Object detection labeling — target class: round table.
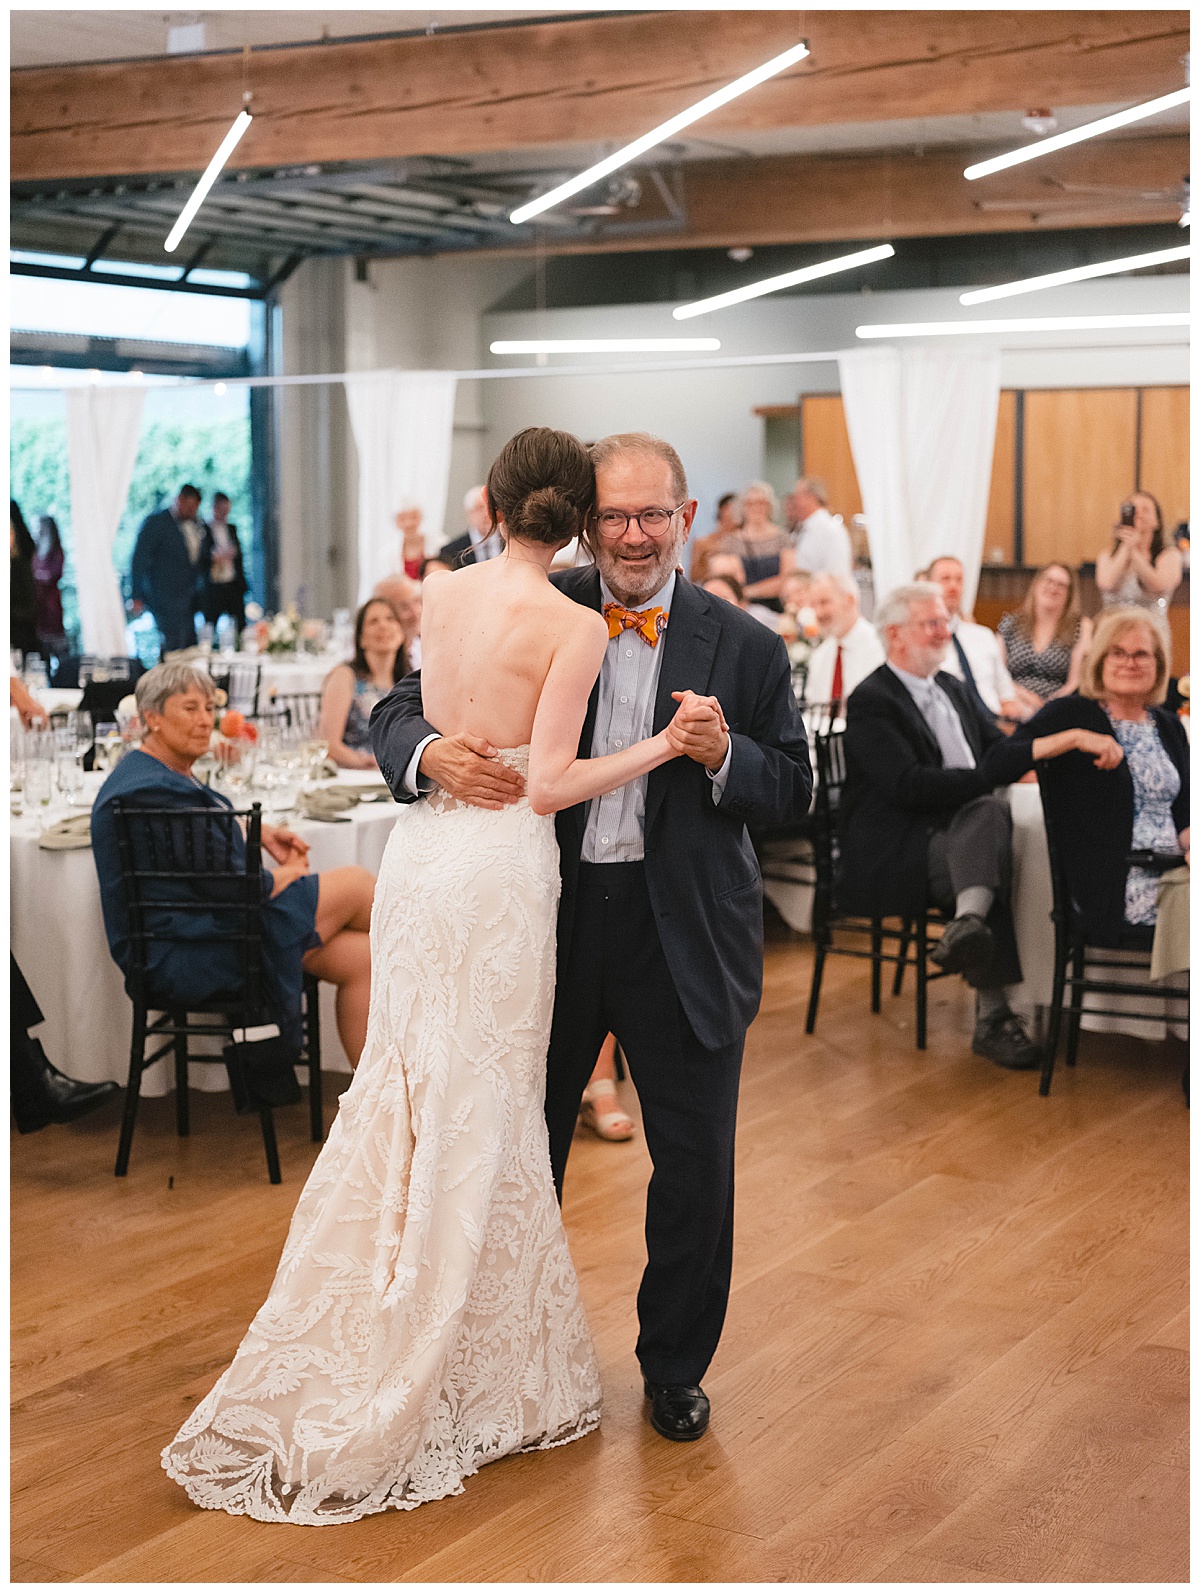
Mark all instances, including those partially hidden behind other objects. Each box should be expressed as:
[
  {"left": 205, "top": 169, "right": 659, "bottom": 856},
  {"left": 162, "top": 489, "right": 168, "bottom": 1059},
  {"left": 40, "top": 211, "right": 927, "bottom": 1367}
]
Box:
[{"left": 10, "top": 772, "right": 404, "bottom": 1095}]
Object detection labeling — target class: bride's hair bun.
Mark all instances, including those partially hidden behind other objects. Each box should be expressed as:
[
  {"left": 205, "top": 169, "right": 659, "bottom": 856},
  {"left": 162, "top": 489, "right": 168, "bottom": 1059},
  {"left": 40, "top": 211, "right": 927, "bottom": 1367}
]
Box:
[{"left": 486, "top": 427, "right": 595, "bottom": 548}]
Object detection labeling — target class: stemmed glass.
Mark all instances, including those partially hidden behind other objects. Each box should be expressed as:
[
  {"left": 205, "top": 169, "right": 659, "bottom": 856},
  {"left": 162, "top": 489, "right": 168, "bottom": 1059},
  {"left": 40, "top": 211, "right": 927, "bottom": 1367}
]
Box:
[
  {"left": 11, "top": 716, "right": 25, "bottom": 815},
  {"left": 23, "top": 730, "right": 56, "bottom": 828},
  {"left": 67, "top": 710, "right": 94, "bottom": 799}
]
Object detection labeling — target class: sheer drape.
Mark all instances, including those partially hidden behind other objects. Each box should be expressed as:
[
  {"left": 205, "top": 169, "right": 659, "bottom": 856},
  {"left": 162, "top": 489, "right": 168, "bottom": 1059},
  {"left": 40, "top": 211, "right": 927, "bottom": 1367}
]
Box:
[
  {"left": 344, "top": 371, "right": 458, "bottom": 602},
  {"left": 64, "top": 387, "right": 145, "bottom": 655},
  {"left": 837, "top": 346, "right": 1001, "bottom": 612}
]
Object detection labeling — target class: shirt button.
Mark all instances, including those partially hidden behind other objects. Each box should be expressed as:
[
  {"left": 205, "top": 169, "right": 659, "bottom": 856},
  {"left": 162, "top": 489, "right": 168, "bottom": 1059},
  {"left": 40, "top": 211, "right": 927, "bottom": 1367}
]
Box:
[
  {"left": 620, "top": 695, "right": 628, "bottom": 704},
  {"left": 625, "top": 648, "right": 633, "bottom": 657},
  {"left": 614, "top": 740, "right": 623, "bottom": 748},
  {"left": 601, "top": 836, "right": 610, "bottom": 845}
]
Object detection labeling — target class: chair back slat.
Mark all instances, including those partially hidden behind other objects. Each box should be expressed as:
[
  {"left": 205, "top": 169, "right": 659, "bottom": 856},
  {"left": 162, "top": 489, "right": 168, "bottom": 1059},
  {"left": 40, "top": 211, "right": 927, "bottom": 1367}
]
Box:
[
  {"left": 271, "top": 691, "right": 324, "bottom": 734},
  {"left": 810, "top": 727, "right": 847, "bottom": 929}
]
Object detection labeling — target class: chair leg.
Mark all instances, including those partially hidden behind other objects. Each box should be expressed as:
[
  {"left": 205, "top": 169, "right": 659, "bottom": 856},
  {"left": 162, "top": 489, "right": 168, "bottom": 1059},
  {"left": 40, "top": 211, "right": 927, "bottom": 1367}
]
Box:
[
  {"left": 172, "top": 1019, "right": 190, "bottom": 1137},
  {"left": 1064, "top": 944, "right": 1086, "bottom": 1070},
  {"left": 893, "top": 920, "right": 911, "bottom": 997},
  {"left": 915, "top": 916, "right": 928, "bottom": 1050},
  {"left": 304, "top": 974, "right": 324, "bottom": 1143},
  {"left": 805, "top": 939, "right": 828, "bottom": 1034},
  {"left": 115, "top": 1005, "right": 148, "bottom": 1177},
  {"left": 1040, "top": 931, "right": 1070, "bottom": 1097},
  {"left": 870, "top": 920, "right": 883, "bottom": 1013},
  {"left": 259, "top": 1107, "right": 282, "bottom": 1184}
]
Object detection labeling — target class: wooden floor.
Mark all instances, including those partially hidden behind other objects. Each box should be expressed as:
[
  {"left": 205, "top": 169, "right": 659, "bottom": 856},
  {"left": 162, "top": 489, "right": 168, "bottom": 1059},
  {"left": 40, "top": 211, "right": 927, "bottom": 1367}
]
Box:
[{"left": 12, "top": 922, "right": 1189, "bottom": 1583}]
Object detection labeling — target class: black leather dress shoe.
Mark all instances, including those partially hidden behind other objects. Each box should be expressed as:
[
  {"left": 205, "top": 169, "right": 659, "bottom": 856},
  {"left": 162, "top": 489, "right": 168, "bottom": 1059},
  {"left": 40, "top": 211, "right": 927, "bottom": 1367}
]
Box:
[
  {"left": 929, "top": 913, "right": 994, "bottom": 978},
  {"left": 11, "top": 1042, "right": 121, "bottom": 1135},
  {"left": 643, "top": 1380, "right": 710, "bottom": 1441},
  {"left": 972, "top": 1011, "right": 1040, "bottom": 1070}
]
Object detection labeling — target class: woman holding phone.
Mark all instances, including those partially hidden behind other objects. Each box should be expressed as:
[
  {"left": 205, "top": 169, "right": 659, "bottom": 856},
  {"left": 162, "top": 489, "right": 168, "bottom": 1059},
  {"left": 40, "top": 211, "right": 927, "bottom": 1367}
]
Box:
[{"left": 1095, "top": 490, "right": 1182, "bottom": 636}]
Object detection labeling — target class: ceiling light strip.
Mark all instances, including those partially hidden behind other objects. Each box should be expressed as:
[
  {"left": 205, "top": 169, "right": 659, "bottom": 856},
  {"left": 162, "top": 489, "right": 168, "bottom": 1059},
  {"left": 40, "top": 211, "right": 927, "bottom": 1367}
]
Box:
[
  {"left": 509, "top": 41, "right": 810, "bottom": 225},
  {"left": 672, "top": 243, "right": 895, "bottom": 319},
  {"left": 963, "top": 88, "right": 1191, "bottom": 181},
  {"left": 490, "top": 338, "right": 721, "bottom": 354},
  {"left": 164, "top": 111, "right": 253, "bottom": 253},
  {"left": 960, "top": 244, "right": 1192, "bottom": 304},
  {"left": 856, "top": 312, "right": 1190, "bottom": 339}
]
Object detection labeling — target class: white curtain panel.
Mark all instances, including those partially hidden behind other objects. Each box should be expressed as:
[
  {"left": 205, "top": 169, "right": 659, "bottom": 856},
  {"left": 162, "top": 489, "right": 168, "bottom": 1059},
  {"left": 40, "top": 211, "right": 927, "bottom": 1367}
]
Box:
[
  {"left": 343, "top": 370, "right": 458, "bottom": 602},
  {"left": 837, "top": 346, "right": 1001, "bottom": 613},
  {"left": 64, "top": 386, "right": 145, "bottom": 655}
]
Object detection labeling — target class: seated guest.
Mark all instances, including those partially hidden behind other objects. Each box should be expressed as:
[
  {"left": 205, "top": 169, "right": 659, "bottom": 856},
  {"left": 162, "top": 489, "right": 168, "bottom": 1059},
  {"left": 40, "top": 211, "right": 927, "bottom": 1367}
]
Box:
[
  {"left": 689, "top": 491, "right": 742, "bottom": 585},
  {"left": 393, "top": 505, "right": 427, "bottom": 581},
  {"left": 91, "top": 663, "right": 376, "bottom": 1065},
  {"left": 373, "top": 572, "right": 422, "bottom": 668},
  {"left": 998, "top": 562, "right": 1093, "bottom": 714},
  {"left": 1011, "top": 608, "right": 1188, "bottom": 945},
  {"left": 438, "top": 485, "right": 502, "bottom": 568},
  {"left": 803, "top": 572, "right": 885, "bottom": 711},
  {"left": 1095, "top": 490, "right": 1182, "bottom": 636},
  {"left": 724, "top": 480, "right": 795, "bottom": 605},
  {"left": 320, "top": 598, "right": 408, "bottom": 770},
  {"left": 926, "top": 554, "right": 1023, "bottom": 722},
  {"left": 840, "top": 583, "right": 1119, "bottom": 1069},
  {"left": 786, "top": 477, "right": 853, "bottom": 577},
  {"left": 777, "top": 568, "right": 817, "bottom": 642},
  {"left": 702, "top": 573, "right": 777, "bottom": 630}
]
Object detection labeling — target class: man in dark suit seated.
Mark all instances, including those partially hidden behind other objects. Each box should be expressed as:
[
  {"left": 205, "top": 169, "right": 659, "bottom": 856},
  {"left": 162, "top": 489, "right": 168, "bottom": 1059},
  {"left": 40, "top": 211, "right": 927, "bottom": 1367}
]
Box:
[
  {"left": 371, "top": 431, "right": 812, "bottom": 1445},
  {"left": 437, "top": 484, "right": 502, "bottom": 569},
  {"left": 839, "top": 581, "right": 1120, "bottom": 1069},
  {"left": 130, "top": 483, "right": 210, "bottom": 654}
]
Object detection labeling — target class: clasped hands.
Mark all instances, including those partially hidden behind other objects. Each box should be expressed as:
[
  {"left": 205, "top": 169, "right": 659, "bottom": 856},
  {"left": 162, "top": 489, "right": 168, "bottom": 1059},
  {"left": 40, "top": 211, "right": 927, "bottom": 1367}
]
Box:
[
  {"left": 665, "top": 690, "right": 729, "bottom": 770},
  {"left": 263, "top": 822, "right": 311, "bottom": 897}
]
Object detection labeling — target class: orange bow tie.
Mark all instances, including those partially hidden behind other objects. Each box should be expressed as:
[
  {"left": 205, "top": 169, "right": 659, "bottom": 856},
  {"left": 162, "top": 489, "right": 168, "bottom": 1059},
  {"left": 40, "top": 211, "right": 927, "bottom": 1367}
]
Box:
[{"left": 603, "top": 603, "right": 668, "bottom": 648}]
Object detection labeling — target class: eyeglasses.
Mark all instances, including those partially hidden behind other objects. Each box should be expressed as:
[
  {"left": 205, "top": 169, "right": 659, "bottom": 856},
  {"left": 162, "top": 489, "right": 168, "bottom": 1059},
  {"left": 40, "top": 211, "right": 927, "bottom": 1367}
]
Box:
[
  {"left": 590, "top": 504, "right": 687, "bottom": 540},
  {"left": 907, "top": 617, "right": 951, "bottom": 635},
  {"left": 1107, "top": 646, "right": 1156, "bottom": 665}
]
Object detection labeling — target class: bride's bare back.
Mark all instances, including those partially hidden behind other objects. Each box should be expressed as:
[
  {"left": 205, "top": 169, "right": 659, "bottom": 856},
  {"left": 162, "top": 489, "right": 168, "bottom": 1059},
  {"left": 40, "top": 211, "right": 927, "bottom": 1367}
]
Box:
[{"left": 420, "top": 558, "right": 589, "bottom": 749}]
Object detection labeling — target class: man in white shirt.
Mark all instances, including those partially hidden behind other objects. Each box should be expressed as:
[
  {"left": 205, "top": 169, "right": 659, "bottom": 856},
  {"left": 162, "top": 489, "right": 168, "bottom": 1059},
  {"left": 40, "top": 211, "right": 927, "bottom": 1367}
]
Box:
[
  {"left": 803, "top": 572, "right": 884, "bottom": 709},
  {"left": 437, "top": 485, "right": 503, "bottom": 567},
  {"left": 785, "top": 477, "right": 852, "bottom": 577},
  {"left": 926, "top": 555, "right": 1021, "bottom": 723}
]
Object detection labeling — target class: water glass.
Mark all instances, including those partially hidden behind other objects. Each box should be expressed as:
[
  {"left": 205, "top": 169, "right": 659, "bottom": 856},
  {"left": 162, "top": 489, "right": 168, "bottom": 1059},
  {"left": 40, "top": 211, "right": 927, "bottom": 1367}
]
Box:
[
  {"left": 93, "top": 722, "right": 121, "bottom": 774},
  {"left": 24, "top": 741, "right": 54, "bottom": 826},
  {"left": 10, "top": 716, "right": 25, "bottom": 815},
  {"left": 215, "top": 615, "right": 237, "bottom": 655},
  {"left": 23, "top": 655, "right": 48, "bottom": 694}
]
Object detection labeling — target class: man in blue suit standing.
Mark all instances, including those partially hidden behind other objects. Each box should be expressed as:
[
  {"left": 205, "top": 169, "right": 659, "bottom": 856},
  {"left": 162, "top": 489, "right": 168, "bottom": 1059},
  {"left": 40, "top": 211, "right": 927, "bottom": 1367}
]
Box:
[{"left": 130, "top": 484, "right": 210, "bottom": 654}]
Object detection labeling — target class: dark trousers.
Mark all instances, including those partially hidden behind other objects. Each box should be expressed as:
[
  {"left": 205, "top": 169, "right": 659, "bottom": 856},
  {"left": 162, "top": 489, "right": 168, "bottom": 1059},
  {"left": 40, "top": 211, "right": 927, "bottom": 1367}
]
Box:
[
  {"left": 544, "top": 862, "right": 743, "bottom": 1387},
  {"left": 927, "top": 793, "right": 1023, "bottom": 988}
]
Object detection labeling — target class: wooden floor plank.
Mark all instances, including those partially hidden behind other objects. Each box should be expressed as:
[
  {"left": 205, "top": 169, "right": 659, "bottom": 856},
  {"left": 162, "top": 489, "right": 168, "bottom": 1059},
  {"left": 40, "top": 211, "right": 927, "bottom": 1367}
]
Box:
[{"left": 11, "top": 929, "right": 1187, "bottom": 1582}]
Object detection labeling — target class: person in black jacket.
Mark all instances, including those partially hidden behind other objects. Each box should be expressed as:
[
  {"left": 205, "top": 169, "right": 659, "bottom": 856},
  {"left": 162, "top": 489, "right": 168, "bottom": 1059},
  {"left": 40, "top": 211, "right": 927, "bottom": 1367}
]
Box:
[
  {"left": 11, "top": 956, "right": 119, "bottom": 1132},
  {"left": 840, "top": 582, "right": 1120, "bottom": 1069},
  {"left": 437, "top": 484, "right": 502, "bottom": 568},
  {"left": 10, "top": 499, "right": 39, "bottom": 660},
  {"left": 370, "top": 431, "right": 812, "bottom": 1444},
  {"left": 130, "top": 484, "right": 210, "bottom": 654},
  {"left": 200, "top": 492, "right": 247, "bottom": 633},
  {"left": 1010, "top": 606, "right": 1189, "bottom": 946}
]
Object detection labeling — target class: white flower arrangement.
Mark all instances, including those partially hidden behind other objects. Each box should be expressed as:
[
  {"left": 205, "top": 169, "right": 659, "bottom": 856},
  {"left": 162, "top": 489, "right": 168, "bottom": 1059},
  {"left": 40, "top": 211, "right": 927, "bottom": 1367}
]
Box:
[{"left": 265, "top": 606, "right": 301, "bottom": 654}]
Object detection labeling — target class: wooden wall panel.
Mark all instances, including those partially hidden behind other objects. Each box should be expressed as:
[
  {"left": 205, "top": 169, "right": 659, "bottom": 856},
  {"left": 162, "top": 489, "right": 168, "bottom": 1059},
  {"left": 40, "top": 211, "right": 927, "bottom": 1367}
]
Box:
[
  {"left": 983, "top": 390, "right": 1017, "bottom": 566},
  {"left": 1139, "top": 386, "right": 1191, "bottom": 536},
  {"left": 801, "top": 395, "right": 862, "bottom": 524},
  {"left": 1022, "top": 389, "right": 1139, "bottom": 570}
]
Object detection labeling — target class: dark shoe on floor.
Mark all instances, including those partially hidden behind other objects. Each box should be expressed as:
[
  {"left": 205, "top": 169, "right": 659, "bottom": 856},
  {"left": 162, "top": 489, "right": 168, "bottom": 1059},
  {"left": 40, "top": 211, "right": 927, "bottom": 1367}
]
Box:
[
  {"left": 644, "top": 1380, "right": 710, "bottom": 1441},
  {"left": 930, "top": 912, "right": 995, "bottom": 978},
  {"left": 973, "top": 1011, "right": 1041, "bottom": 1070},
  {"left": 11, "top": 1040, "right": 121, "bottom": 1134}
]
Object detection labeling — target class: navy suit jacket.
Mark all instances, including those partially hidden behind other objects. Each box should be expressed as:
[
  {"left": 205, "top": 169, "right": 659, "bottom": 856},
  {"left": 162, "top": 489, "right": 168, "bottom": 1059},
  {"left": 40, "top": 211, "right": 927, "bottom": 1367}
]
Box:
[
  {"left": 130, "top": 508, "right": 209, "bottom": 648},
  {"left": 369, "top": 567, "right": 812, "bottom": 1049}
]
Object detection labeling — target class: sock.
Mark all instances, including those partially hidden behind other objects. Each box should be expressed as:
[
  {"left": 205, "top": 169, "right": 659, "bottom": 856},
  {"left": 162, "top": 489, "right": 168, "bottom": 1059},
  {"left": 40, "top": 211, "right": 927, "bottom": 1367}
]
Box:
[
  {"left": 955, "top": 886, "right": 994, "bottom": 920},
  {"left": 975, "top": 987, "right": 1009, "bottom": 1024}
]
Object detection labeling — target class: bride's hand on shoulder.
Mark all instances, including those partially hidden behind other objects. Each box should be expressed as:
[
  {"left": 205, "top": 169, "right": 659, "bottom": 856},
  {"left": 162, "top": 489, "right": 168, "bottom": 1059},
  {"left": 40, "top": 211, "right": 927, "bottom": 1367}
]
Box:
[{"left": 666, "top": 690, "right": 730, "bottom": 769}]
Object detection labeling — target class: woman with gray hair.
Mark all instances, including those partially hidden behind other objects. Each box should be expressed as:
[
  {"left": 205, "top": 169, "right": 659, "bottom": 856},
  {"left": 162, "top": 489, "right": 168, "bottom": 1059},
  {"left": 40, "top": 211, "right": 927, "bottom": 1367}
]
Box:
[
  {"left": 723, "top": 478, "right": 795, "bottom": 606},
  {"left": 90, "top": 661, "right": 376, "bottom": 1067}
]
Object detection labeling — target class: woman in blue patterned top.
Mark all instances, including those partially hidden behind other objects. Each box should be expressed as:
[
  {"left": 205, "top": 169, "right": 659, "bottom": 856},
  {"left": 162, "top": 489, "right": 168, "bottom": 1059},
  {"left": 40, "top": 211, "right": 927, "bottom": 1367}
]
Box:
[
  {"left": 319, "top": 596, "right": 408, "bottom": 769},
  {"left": 1010, "top": 608, "right": 1189, "bottom": 945}
]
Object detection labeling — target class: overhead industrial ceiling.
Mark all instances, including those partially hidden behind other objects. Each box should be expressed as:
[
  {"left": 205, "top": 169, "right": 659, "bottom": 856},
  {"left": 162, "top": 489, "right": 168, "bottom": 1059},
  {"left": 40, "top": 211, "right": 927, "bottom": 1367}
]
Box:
[{"left": 10, "top": 9, "right": 1191, "bottom": 289}]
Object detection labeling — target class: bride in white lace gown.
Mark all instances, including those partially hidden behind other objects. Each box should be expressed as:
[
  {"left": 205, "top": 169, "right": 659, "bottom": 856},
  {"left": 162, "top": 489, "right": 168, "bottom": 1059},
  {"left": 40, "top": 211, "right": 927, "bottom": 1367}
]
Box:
[{"left": 162, "top": 427, "right": 700, "bottom": 1525}]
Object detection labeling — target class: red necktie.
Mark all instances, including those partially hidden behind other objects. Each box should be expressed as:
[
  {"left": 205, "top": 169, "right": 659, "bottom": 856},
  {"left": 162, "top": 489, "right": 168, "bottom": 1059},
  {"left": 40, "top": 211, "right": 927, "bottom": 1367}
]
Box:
[{"left": 831, "top": 644, "right": 844, "bottom": 707}]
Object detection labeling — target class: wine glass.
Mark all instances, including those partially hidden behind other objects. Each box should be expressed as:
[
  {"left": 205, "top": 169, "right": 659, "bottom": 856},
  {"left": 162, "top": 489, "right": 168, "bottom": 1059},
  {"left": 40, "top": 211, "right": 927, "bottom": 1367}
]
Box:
[
  {"left": 10, "top": 715, "right": 25, "bottom": 815},
  {"left": 93, "top": 722, "right": 120, "bottom": 774}
]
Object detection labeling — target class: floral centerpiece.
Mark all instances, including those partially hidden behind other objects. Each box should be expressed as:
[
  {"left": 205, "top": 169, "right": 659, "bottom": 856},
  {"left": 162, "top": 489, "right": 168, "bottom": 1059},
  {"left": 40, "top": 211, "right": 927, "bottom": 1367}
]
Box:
[{"left": 261, "top": 605, "right": 301, "bottom": 655}]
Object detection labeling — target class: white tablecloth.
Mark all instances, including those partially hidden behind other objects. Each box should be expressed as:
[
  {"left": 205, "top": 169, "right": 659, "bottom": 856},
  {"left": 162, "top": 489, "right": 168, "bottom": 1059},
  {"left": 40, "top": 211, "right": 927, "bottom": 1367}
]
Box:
[
  {"left": 256, "top": 653, "right": 349, "bottom": 700},
  {"left": 10, "top": 773, "right": 403, "bottom": 1095}
]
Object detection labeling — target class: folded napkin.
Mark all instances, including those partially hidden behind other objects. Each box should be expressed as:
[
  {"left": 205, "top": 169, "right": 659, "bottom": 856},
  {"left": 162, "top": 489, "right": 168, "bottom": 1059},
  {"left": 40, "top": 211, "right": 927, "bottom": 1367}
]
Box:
[
  {"left": 1151, "top": 867, "right": 1190, "bottom": 982},
  {"left": 348, "top": 781, "right": 392, "bottom": 803},
  {"left": 299, "top": 786, "right": 361, "bottom": 819},
  {"left": 38, "top": 812, "right": 93, "bottom": 851}
]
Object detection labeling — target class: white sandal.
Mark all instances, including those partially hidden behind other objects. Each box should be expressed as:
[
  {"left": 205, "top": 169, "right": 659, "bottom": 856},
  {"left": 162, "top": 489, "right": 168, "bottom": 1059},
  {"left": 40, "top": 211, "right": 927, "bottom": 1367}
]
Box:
[{"left": 578, "top": 1080, "right": 636, "bottom": 1141}]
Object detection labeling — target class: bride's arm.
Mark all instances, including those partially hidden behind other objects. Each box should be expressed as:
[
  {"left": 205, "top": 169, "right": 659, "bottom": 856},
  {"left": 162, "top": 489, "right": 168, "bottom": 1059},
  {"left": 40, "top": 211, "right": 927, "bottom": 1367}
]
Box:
[{"left": 527, "top": 614, "right": 679, "bottom": 816}]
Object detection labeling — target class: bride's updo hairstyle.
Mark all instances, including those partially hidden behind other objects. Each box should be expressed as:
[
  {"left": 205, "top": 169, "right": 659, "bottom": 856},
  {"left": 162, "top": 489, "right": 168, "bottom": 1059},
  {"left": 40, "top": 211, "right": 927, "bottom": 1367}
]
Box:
[{"left": 486, "top": 427, "right": 595, "bottom": 548}]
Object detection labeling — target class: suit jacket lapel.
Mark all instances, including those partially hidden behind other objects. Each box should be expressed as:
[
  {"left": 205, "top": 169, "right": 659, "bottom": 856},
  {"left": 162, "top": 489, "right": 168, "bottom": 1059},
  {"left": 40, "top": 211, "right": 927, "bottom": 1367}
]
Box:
[
  {"left": 645, "top": 578, "right": 720, "bottom": 834},
  {"left": 881, "top": 666, "right": 942, "bottom": 763}
]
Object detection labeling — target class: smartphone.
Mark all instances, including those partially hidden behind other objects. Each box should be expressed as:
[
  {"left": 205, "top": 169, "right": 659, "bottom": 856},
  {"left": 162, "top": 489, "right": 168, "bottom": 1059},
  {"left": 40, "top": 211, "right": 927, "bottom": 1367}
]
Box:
[{"left": 1119, "top": 501, "right": 1136, "bottom": 526}]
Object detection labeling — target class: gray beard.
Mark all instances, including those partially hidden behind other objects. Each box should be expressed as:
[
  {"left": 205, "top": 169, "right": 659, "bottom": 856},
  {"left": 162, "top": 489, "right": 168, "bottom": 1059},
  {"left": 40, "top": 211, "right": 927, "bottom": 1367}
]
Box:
[{"left": 595, "top": 533, "right": 687, "bottom": 607}]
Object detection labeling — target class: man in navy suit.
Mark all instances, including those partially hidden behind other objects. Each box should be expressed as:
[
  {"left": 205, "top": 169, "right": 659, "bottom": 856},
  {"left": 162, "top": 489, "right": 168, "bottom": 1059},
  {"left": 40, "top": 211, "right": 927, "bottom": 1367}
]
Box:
[
  {"left": 130, "top": 484, "right": 210, "bottom": 654},
  {"left": 370, "top": 433, "right": 811, "bottom": 1445}
]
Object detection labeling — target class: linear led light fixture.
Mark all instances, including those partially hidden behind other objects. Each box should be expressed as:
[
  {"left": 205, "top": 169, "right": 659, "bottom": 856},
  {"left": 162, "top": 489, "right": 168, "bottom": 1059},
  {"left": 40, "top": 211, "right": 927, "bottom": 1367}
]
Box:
[
  {"left": 963, "top": 88, "right": 1191, "bottom": 182},
  {"left": 509, "top": 41, "right": 809, "bottom": 225},
  {"left": 490, "top": 338, "right": 721, "bottom": 354},
  {"left": 960, "top": 244, "right": 1192, "bottom": 305},
  {"left": 673, "top": 243, "right": 895, "bottom": 319},
  {"left": 856, "top": 312, "right": 1191, "bottom": 339},
  {"left": 164, "top": 110, "right": 253, "bottom": 252}
]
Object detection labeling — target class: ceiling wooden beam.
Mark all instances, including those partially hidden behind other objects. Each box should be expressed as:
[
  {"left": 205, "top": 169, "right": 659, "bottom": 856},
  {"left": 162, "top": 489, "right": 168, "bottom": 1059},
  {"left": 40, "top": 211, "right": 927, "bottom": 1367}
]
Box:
[
  {"left": 12, "top": 10, "right": 1189, "bottom": 183},
  {"left": 452, "top": 134, "right": 1189, "bottom": 258}
]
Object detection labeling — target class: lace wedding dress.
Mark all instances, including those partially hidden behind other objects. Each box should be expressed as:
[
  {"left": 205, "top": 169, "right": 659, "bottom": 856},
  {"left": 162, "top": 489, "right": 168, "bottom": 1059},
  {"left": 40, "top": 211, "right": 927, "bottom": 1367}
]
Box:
[{"left": 162, "top": 748, "right": 601, "bottom": 1525}]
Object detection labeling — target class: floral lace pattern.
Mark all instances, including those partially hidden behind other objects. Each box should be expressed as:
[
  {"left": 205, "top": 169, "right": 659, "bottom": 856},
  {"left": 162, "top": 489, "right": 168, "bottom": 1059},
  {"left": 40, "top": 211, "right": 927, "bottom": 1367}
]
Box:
[{"left": 162, "top": 747, "right": 601, "bottom": 1524}]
